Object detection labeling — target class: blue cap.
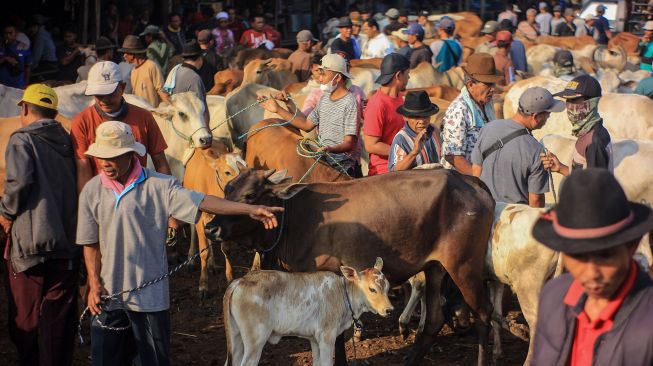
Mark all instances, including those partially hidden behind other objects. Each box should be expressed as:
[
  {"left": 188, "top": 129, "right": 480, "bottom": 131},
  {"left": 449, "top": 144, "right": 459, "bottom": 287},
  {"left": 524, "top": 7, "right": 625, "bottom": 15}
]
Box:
[
  {"left": 635, "top": 77, "right": 653, "bottom": 98},
  {"left": 402, "top": 23, "right": 425, "bottom": 37},
  {"left": 438, "top": 17, "right": 456, "bottom": 31},
  {"left": 597, "top": 4, "right": 607, "bottom": 12}
]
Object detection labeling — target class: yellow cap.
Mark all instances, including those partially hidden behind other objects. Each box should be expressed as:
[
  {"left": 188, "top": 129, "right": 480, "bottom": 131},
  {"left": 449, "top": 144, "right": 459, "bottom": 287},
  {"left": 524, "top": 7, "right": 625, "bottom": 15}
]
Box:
[{"left": 18, "top": 84, "right": 58, "bottom": 110}]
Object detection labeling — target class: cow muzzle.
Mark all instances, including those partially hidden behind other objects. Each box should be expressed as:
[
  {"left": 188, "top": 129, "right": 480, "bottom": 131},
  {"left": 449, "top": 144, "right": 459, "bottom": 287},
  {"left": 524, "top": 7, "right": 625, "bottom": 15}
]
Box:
[
  {"left": 382, "top": 306, "right": 394, "bottom": 317},
  {"left": 198, "top": 135, "right": 213, "bottom": 148}
]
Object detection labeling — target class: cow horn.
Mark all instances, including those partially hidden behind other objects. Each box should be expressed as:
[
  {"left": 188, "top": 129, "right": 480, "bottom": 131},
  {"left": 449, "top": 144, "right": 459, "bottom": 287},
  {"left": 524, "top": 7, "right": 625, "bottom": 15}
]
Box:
[{"left": 263, "top": 169, "right": 276, "bottom": 179}]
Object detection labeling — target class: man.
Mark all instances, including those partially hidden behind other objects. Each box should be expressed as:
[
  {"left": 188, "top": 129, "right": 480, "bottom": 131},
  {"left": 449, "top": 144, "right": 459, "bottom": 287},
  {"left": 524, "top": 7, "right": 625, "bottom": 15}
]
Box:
[
  {"left": 70, "top": 61, "right": 170, "bottom": 194},
  {"left": 536, "top": 2, "right": 553, "bottom": 36},
  {"left": 196, "top": 30, "right": 219, "bottom": 90},
  {"left": 493, "top": 30, "right": 515, "bottom": 86},
  {"left": 518, "top": 8, "right": 540, "bottom": 41},
  {"left": 384, "top": 8, "right": 403, "bottom": 35},
  {"left": 78, "top": 121, "right": 282, "bottom": 366},
  {"left": 164, "top": 12, "right": 185, "bottom": 55},
  {"left": 57, "top": 28, "right": 84, "bottom": 82},
  {"left": 556, "top": 8, "right": 578, "bottom": 37},
  {"left": 498, "top": 4, "right": 520, "bottom": 27},
  {"left": 363, "top": 53, "right": 410, "bottom": 176},
  {"left": 398, "top": 10, "right": 409, "bottom": 27},
  {"left": 430, "top": 18, "right": 462, "bottom": 72},
  {"left": 576, "top": 14, "right": 597, "bottom": 38},
  {"left": 552, "top": 49, "right": 584, "bottom": 81},
  {"left": 141, "top": 25, "right": 174, "bottom": 73},
  {"left": 541, "top": 75, "right": 613, "bottom": 175},
  {"left": 288, "top": 30, "right": 317, "bottom": 82},
  {"left": 163, "top": 40, "right": 209, "bottom": 121},
  {"left": 637, "top": 21, "right": 653, "bottom": 72},
  {"left": 0, "top": 24, "right": 32, "bottom": 88},
  {"left": 392, "top": 29, "right": 411, "bottom": 58},
  {"left": 351, "top": 19, "right": 367, "bottom": 53},
  {"left": 531, "top": 168, "right": 653, "bottom": 366},
  {"left": 119, "top": 35, "right": 165, "bottom": 107},
  {"left": 259, "top": 54, "right": 361, "bottom": 176},
  {"left": 361, "top": 19, "right": 394, "bottom": 59},
  {"left": 26, "top": 15, "right": 57, "bottom": 72},
  {"left": 212, "top": 12, "right": 236, "bottom": 56},
  {"left": 95, "top": 36, "right": 116, "bottom": 62},
  {"left": 500, "top": 19, "right": 528, "bottom": 73},
  {"left": 550, "top": 5, "right": 565, "bottom": 36},
  {"left": 403, "top": 24, "right": 432, "bottom": 69},
  {"left": 594, "top": 4, "right": 612, "bottom": 45},
  {"left": 359, "top": 7, "right": 371, "bottom": 22},
  {"left": 331, "top": 18, "right": 360, "bottom": 61},
  {"left": 1, "top": 84, "right": 78, "bottom": 366},
  {"left": 240, "top": 16, "right": 269, "bottom": 49},
  {"left": 476, "top": 20, "right": 499, "bottom": 56},
  {"left": 471, "top": 87, "right": 564, "bottom": 206},
  {"left": 418, "top": 10, "right": 436, "bottom": 39},
  {"left": 441, "top": 53, "right": 502, "bottom": 174}
]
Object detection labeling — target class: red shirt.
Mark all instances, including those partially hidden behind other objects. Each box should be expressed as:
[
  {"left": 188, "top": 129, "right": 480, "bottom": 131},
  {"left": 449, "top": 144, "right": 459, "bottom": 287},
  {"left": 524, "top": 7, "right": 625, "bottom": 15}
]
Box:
[
  {"left": 363, "top": 90, "right": 405, "bottom": 175},
  {"left": 565, "top": 261, "right": 638, "bottom": 366},
  {"left": 240, "top": 29, "right": 268, "bottom": 48}
]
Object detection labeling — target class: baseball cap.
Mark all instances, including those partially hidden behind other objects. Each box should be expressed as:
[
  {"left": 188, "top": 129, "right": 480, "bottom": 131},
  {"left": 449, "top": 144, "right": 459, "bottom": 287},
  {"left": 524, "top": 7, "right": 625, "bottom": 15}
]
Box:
[
  {"left": 481, "top": 20, "right": 499, "bottom": 34},
  {"left": 597, "top": 4, "right": 607, "bottom": 12},
  {"left": 553, "top": 75, "right": 602, "bottom": 99},
  {"left": 297, "top": 30, "right": 318, "bottom": 43},
  {"left": 392, "top": 28, "right": 409, "bottom": 42},
  {"left": 18, "top": 83, "right": 58, "bottom": 110},
  {"left": 553, "top": 49, "right": 574, "bottom": 67},
  {"left": 539, "top": 2, "right": 548, "bottom": 9},
  {"left": 644, "top": 20, "right": 653, "bottom": 31},
  {"left": 564, "top": 8, "right": 575, "bottom": 17},
  {"left": 86, "top": 61, "right": 123, "bottom": 96},
  {"left": 386, "top": 8, "right": 400, "bottom": 19},
  {"left": 197, "top": 29, "right": 213, "bottom": 43},
  {"left": 438, "top": 17, "right": 456, "bottom": 31},
  {"left": 139, "top": 25, "right": 160, "bottom": 36},
  {"left": 402, "top": 23, "right": 425, "bottom": 37},
  {"left": 584, "top": 14, "right": 598, "bottom": 21},
  {"left": 496, "top": 30, "right": 512, "bottom": 42},
  {"left": 418, "top": 10, "right": 429, "bottom": 17},
  {"left": 519, "top": 87, "right": 565, "bottom": 114},
  {"left": 320, "top": 53, "right": 353, "bottom": 79},
  {"left": 216, "top": 11, "right": 229, "bottom": 21},
  {"left": 86, "top": 121, "right": 146, "bottom": 159},
  {"left": 375, "top": 53, "right": 410, "bottom": 85}
]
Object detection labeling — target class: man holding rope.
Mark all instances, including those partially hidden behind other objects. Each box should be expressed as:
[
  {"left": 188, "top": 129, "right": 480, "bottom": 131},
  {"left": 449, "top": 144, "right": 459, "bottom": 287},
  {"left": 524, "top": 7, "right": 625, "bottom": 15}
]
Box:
[{"left": 77, "top": 121, "right": 282, "bottom": 366}]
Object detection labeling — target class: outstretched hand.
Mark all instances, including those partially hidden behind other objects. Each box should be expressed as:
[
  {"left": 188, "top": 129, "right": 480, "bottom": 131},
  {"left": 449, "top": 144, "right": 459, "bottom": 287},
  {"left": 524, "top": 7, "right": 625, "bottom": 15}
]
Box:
[{"left": 249, "top": 206, "right": 284, "bottom": 230}]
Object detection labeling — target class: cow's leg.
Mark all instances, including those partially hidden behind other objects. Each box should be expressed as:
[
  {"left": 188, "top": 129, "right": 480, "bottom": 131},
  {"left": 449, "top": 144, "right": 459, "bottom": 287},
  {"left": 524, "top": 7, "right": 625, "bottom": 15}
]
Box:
[
  {"left": 399, "top": 274, "right": 424, "bottom": 340},
  {"left": 195, "top": 220, "right": 210, "bottom": 300},
  {"left": 309, "top": 339, "right": 321, "bottom": 366},
  {"left": 513, "top": 280, "right": 546, "bottom": 366},
  {"left": 240, "top": 329, "right": 270, "bottom": 366},
  {"left": 221, "top": 241, "right": 233, "bottom": 283},
  {"left": 417, "top": 295, "right": 426, "bottom": 337},
  {"left": 317, "top": 333, "right": 337, "bottom": 366},
  {"left": 488, "top": 280, "right": 504, "bottom": 363},
  {"left": 334, "top": 333, "right": 348, "bottom": 366},
  {"left": 406, "top": 264, "right": 447, "bottom": 366},
  {"left": 187, "top": 223, "right": 198, "bottom": 271}
]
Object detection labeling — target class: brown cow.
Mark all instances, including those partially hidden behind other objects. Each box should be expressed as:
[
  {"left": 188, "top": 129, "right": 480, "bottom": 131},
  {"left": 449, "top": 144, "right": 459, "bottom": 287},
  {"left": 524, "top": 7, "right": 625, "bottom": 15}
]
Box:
[
  {"left": 350, "top": 58, "right": 383, "bottom": 69},
  {"left": 182, "top": 140, "right": 246, "bottom": 299},
  {"left": 208, "top": 68, "right": 244, "bottom": 96},
  {"left": 242, "top": 59, "right": 299, "bottom": 91},
  {"left": 609, "top": 32, "right": 641, "bottom": 56},
  {"left": 205, "top": 168, "right": 495, "bottom": 366},
  {"left": 518, "top": 35, "right": 596, "bottom": 50}
]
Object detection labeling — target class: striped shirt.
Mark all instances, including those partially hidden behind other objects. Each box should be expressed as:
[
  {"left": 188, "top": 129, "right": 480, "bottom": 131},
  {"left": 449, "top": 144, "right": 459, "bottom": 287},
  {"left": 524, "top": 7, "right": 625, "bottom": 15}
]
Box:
[
  {"left": 308, "top": 92, "right": 360, "bottom": 170},
  {"left": 388, "top": 123, "right": 442, "bottom": 171}
]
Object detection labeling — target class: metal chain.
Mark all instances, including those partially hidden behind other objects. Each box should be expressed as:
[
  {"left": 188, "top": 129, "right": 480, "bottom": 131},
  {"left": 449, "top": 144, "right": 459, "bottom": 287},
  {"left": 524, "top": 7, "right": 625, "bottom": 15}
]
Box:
[{"left": 77, "top": 242, "right": 214, "bottom": 344}]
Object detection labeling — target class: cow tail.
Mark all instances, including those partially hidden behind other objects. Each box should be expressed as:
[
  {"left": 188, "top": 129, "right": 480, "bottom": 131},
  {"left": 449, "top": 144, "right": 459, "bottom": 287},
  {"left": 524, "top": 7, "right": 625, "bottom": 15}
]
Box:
[{"left": 223, "top": 280, "right": 238, "bottom": 366}]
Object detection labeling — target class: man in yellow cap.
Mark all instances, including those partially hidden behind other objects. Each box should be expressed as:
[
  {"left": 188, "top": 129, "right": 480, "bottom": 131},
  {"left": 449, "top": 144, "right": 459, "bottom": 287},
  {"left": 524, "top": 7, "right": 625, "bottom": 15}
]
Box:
[{"left": 0, "top": 84, "right": 79, "bottom": 366}]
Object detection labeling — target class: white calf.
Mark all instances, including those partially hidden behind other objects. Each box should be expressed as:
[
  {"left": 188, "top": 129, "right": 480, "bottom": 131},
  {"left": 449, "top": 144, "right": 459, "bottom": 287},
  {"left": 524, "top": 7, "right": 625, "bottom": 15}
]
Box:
[{"left": 223, "top": 258, "right": 393, "bottom": 366}]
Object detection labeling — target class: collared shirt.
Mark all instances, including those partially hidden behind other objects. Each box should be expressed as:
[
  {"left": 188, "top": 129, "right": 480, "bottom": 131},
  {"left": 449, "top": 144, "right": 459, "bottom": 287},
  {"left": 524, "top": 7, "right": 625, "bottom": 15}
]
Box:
[
  {"left": 362, "top": 33, "right": 394, "bottom": 59},
  {"left": 388, "top": 123, "right": 442, "bottom": 171},
  {"left": 565, "top": 261, "right": 638, "bottom": 366},
  {"left": 131, "top": 59, "right": 164, "bottom": 107}
]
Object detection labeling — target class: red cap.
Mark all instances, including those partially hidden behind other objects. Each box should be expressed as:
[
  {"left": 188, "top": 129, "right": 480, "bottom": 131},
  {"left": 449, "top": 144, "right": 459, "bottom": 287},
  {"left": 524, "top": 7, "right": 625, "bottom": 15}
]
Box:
[{"left": 496, "top": 30, "right": 512, "bottom": 43}]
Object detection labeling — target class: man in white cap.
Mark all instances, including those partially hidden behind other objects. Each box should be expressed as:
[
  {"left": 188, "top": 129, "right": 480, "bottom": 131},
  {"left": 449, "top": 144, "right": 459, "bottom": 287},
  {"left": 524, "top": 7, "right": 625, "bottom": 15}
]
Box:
[
  {"left": 78, "top": 121, "right": 282, "bottom": 366},
  {"left": 638, "top": 20, "right": 653, "bottom": 71},
  {"left": 71, "top": 61, "right": 170, "bottom": 194},
  {"left": 288, "top": 29, "right": 318, "bottom": 82},
  {"left": 536, "top": 2, "right": 553, "bottom": 35},
  {"left": 258, "top": 53, "right": 362, "bottom": 176}
]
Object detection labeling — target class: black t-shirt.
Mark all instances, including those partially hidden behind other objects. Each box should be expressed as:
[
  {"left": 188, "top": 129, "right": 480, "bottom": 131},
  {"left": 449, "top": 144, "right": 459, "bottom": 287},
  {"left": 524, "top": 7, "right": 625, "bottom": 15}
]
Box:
[
  {"left": 409, "top": 45, "right": 433, "bottom": 69},
  {"left": 57, "top": 45, "right": 84, "bottom": 82},
  {"left": 331, "top": 37, "right": 355, "bottom": 61},
  {"left": 555, "top": 22, "right": 576, "bottom": 37},
  {"left": 199, "top": 55, "right": 218, "bottom": 91}
]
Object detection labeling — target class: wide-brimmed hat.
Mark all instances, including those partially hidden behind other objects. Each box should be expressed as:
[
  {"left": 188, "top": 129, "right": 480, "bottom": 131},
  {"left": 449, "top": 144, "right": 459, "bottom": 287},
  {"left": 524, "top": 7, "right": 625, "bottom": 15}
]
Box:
[
  {"left": 396, "top": 91, "right": 439, "bottom": 117},
  {"left": 533, "top": 169, "right": 653, "bottom": 254},
  {"left": 319, "top": 53, "right": 353, "bottom": 79},
  {"left": 461, "top": 53, "right": 504, "bottom": 84},
  {"left": 86, "top": 121, "right": 146, "bottom": 159},
  {"left": 181, "top": 40, "right": 202, "bottom": 57},
  {"left": 139, "top": 25, "right": 160, "bottom": 36},
  {"left": 118, "top": 35, "right": 146, "bottom": 54}
]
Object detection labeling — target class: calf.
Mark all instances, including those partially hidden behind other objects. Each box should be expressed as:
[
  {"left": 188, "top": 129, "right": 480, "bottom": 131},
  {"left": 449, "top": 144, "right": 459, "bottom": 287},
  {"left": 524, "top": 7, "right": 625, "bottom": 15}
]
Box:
[{"left": 223, "top": 257, "right": 393, "bottom": 366}]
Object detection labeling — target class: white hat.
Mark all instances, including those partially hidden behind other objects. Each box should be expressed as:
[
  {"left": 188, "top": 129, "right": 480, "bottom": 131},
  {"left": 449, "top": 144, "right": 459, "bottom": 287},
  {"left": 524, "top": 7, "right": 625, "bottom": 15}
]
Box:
[
  {"left": 85, "top": 121, "right": 146, "bottom": 159},
  {"left": 216, "top": 11, "right": 229, "bottom": 21},
  {"left": 644, "top": 21, "right": 653, "bottom": 31},
  {"left": 392, "top": 28, "right": 409, "bottom": 42},
  {"left": 86, "top": 61, "right": 123, "bottom": 96},
  {"left": 539, "top": 2, "right": 548, "bottom": 9},
  {"left": 320, "top": 53, "right": 353, "bottom": 79}
]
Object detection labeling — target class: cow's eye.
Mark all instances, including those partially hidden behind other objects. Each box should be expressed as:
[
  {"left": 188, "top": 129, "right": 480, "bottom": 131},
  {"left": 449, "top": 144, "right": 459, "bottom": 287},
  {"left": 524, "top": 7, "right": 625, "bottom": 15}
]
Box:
[
  {"left": 225, "top": 171, "right": 232, "bottom": 176},
  {"left": 369, "top": 287, "right": 377, "bottom": 293},
  {"left": 178, "top": 111, "right": 187, "bottom": 119}
]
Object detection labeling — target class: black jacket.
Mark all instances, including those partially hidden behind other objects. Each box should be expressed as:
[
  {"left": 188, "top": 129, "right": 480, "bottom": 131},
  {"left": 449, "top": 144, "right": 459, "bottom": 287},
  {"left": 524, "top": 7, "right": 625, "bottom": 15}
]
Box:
[{"left": 0, "top": 119, "right": 78, "bottom": 272}]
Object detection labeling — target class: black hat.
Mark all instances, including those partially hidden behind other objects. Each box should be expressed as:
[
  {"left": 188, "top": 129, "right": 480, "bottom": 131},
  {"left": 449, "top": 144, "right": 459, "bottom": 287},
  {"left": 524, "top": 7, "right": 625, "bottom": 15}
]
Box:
[
  {"left": 553, "top": 49, "right": 574, "bottom": 67},
  {"left": 337, "top": 18, "right": 353, "bottom": 28},
  {"left": 554, "top": 75, "right": 602, "bottom": 99},
  {"left": 95, "top": 36, "right": 116, "bottom": 51},
  {"left": 181, "top": 40, "right": 202, "bottom": 57},
  {"left": 396, "top": 91, "right": 439, "bottom": 117},
  {"left": 418, "top": 10, "right": 430, "bottom": 17},
  {"left": 375, "top": 53, "right": 410, "bottom": 85},
  {"left": 532, "top": 169, "right": 653, "bottom": 254}
]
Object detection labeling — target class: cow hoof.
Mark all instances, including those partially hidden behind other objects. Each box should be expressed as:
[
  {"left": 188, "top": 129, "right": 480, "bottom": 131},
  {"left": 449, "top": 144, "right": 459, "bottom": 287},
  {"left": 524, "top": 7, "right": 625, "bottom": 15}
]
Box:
[
  {"left": 198, "top": 289, "right": 209, "bottom": 301},
  {"left": 399, "top": 324, "right": 409, "bottom": 340},
  {"left": 353, "top": 327, "right": 363, "bottom": 342}
]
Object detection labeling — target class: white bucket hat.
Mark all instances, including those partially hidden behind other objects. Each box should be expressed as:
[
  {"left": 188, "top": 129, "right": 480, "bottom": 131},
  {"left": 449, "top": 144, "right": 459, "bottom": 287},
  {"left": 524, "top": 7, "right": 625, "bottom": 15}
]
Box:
[
  {"left": 85, "top": 61, "right": 123, "bottom": 96},
  {"left": 86, "top": 121, "right": 146, "bottom": 159},
  {"left": 320, "top": 54, "right": 353, "bottom": 79}
]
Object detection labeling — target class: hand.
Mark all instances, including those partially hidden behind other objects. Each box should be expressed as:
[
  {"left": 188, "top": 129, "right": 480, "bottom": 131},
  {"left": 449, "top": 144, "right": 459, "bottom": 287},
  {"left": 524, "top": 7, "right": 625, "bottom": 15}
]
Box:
[
  {"left": 87, "top": 283, "right": 108, "bottom": 316},
  {"left": 540, "top": 152, "right": 561, "bottom": 172},
  {"left": 249, "top": 205, "right": 284, "bottom": 230},
  {"left": 0, "top": 216, "right": 12, "bottom": 235},
  {"left": 272, "top": 91, "right": 291, "bottom": 102},
  {"left": 317, "top": 146, "right": 330, "bottom": 153},
  {"left": 411, "top": 130, "right": 427, "bottom": 155},
  {"left": 258, "top": 96, "right": 279, "bottom": 113}
]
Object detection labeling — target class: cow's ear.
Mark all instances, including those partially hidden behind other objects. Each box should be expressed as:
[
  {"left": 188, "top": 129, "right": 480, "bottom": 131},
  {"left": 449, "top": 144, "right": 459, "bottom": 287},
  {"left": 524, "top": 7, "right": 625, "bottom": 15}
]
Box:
[
  {"left": 236, "top": 161, "right": 247, "bottom": 171},
  {"left": 151, "top": 104, "right": 173, "bottom": 120},
  {"left": 341, "top": 266, "right": 359, "bottom": 282},
  {"left": 266, "top": 169, "right": 288, "bottom": 184},
  {"left": 374, "top": 257, "right": 383, "bottom": 271},
  {"left": 273, "top": 183, "right": 306, "bottom": 200}
]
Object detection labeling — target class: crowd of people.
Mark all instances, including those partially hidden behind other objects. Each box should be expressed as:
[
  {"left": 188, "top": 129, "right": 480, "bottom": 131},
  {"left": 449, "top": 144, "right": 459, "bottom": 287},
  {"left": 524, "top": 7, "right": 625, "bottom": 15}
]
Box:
[{"left": 3, "top": 1, "right": 653, "bottom": 366}]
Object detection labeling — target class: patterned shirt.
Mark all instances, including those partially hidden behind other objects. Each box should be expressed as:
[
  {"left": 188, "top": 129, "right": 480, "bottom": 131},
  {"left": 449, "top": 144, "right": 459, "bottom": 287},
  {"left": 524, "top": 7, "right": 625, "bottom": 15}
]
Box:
[{"left": 388, "top": 123, "right": 442, "bottom": 171}]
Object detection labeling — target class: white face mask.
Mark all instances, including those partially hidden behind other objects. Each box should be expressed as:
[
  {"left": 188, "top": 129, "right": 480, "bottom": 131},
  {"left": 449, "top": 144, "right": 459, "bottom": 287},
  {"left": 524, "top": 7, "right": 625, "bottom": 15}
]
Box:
[{"left": 320, "top": 73, "right": 339, "bottom": 93}]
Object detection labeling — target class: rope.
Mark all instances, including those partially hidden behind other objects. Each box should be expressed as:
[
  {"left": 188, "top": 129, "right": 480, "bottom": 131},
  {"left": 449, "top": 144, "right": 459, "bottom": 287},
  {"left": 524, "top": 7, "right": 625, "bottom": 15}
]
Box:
[
  {"left": 295, "top": 137, "right": 351, "bottom": 183},
  {"left": 542, "top": 147, "right": 558, "bottom": 204},
  {"left": 236, "top": 96, "right": 298, "bottom": 141},
  {"left": 343, "top": 277, "right": 362, "bottom": 365}
]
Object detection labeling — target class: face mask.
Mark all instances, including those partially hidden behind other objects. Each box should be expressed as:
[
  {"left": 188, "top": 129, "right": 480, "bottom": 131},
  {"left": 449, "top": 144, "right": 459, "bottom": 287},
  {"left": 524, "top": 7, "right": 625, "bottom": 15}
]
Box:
[
  {"left": 566, "top": 99, "right": 591, "bottom": 123},
  {"left": 320, "top": 73, "right": 338, "bottom": 93},
  {"left": 567, "top": 97, "right": 601, "bottom": 136}
]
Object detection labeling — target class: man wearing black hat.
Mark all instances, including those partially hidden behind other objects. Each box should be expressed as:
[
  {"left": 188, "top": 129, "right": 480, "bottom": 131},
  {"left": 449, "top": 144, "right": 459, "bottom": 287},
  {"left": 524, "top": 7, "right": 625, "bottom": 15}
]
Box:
[
  {"left": 541, "top": 75, "right": 612, "bottom": 175},
  {"left": 120, "top": 35, "right": 166, "bottom": 107},
  {"left": 531, "top": 168, "right": 653, "bottom": 366},
  {"left": 331, "top": 18, "right": 360, "bottom": 60},
  {"left": 364, "top": 53, "right": 410, "bottom": 175},
  {"left": 95, "top": 37, "right": 116, "bottom": 62}
]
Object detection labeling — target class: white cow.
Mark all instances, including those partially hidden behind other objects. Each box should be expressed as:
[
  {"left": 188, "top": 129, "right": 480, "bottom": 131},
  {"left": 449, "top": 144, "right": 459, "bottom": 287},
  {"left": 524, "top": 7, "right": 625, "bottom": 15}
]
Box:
[
  {"left": 223, "top": 258, "right": 393, "bottom": 366},
  {"left": 0, "top": 82, "right": 93, "bottom": 119}
]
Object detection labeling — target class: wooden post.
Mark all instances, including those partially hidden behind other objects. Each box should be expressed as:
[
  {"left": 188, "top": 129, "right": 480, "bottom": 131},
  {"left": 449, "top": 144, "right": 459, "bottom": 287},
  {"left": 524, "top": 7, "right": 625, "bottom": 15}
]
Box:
[
  {"left": 82, "top": 0, "right": 88, "bottom": 44},
  {"left": 95, "top": 0, "right": 101, "bottom": 41}
]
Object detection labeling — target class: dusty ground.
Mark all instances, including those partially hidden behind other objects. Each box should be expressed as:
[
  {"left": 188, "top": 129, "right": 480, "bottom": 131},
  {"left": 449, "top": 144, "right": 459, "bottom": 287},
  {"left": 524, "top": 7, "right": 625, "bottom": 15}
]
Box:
[{"left": 0, "top": 239, "right": 529, "bottom": 365}]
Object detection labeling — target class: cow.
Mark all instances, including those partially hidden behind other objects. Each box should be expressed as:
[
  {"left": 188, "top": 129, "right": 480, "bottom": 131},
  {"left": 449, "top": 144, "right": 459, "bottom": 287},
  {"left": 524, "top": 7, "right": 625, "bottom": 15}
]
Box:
[
  {"left": 350, "top": 66, "right": 381, "bottom": 96},
  {"left": 0, "top": 82, "right": 93, "bottom": 119},
  {"left": 350, "top": 58, "right": 383, "bottom": 69},
  {"left": 183, "top": 139, "right": 245, "bottom": 299},
  {"left": 205, "top": 167, "right": 496, "bottom": 366},
  {"left": 242, "top": 58, "right": 299, "bottom": 91},
  {"left": 609, "top": 32, "right": 641, "bottom": 56},
  {"left": 224, "top": 83, "right": 280, "bottom": 149},
  {"left": 407, "top": 62, "right": 466, "bottom": 89},
  {"left": 208, "top": 68, "right": 244, "bottom": 96},
  {"left": 428, "top": 12, "right": 483, "bottom": 38},
  {"left": 223, "top": 258, "right": 393, "bottom": 366}
]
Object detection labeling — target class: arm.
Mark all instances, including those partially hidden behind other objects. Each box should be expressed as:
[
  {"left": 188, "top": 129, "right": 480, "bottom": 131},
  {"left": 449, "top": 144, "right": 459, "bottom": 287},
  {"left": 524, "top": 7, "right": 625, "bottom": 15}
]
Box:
[
  {"left": 363, "top": 135, "right": 391, "bottom": 157},
  {"left": 472, "top": 164, "right": 482, "bottom": 178},
  {"left": 321, "top": 135, "right": 357, "bottom": 153},
  {"left": 199, "top": 195, "right": 283, "bottom": 230},
  {"left": 83, "top": 244, "right": 107, "bottom": 315},
  {"left": 0, "top": 136, "right": 35, "bottom": 222},
  {"left": 445, "top": 155, "right": 474, "bottom": 175},
  {"left": 76, "top": 158, "right": 95, "bottom": 194},
  {"left": 151, "top": 152, "right": 171, "bottom": 175},
  {"left": 258, "top": 92, "right": 315, "bottom": 132},
  {"left": 540, "top": 152, "right": 569, "bottom": 176},
  {"left": 59, "top": 47, "right": 81, "bottom": 65},
  {"left": 528, "top": 193, "right": 545, "bottom": 208},
  {"left": 392, "top": 130, "right": 427, "bottom": 171}
]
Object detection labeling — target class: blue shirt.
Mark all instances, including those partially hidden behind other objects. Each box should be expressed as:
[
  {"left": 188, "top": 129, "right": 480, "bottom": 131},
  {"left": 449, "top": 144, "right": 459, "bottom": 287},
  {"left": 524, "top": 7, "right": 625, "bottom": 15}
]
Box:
[
  {"left": 594, "top": 16, "right": 610, "bottom": 45},
  {"left": 510, "top": 39, "right": 528, "bottom": 72},
  {"left": 388, "top": 123, "right": 442, "bottom": 171},
  {"left": 0, "top": 42, "right": 32, "bottom": 88},
  {"left": 31, "top": 27, "right": 57, "bottom": 66}
]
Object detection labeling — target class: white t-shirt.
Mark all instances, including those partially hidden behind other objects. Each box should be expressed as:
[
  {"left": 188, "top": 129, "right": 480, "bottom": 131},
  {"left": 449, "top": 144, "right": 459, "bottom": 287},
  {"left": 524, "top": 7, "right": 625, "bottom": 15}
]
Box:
[{"left": 362, "top": 33, "right": 395, "bottom": 59}]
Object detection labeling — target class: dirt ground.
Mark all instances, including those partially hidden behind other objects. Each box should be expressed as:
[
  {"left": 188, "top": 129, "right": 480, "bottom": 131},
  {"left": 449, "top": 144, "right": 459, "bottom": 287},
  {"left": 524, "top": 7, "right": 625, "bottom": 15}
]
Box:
[{"left": 0, "top": 239, "right": 529, "bottom": 365}]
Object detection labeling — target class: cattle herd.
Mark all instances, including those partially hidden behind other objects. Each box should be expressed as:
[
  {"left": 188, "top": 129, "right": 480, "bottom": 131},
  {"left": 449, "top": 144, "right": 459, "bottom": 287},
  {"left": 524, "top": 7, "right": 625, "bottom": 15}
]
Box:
[{"left": 2, "top": 10, "right": 653, "bottom": 366}]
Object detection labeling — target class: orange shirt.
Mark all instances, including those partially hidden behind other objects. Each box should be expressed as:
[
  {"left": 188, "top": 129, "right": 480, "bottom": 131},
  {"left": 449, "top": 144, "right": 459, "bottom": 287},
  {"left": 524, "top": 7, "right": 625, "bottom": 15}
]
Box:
[
  {"left": 565, "top": 261, "right": 638, "bottom": 366},
  {"left": 70, "top": 103, "right": 168, "bottom": 175}
]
